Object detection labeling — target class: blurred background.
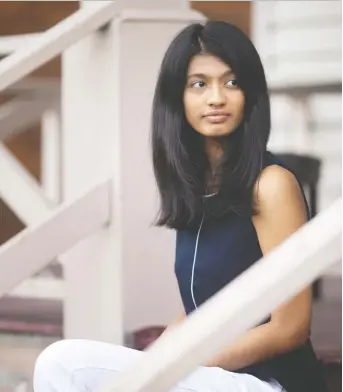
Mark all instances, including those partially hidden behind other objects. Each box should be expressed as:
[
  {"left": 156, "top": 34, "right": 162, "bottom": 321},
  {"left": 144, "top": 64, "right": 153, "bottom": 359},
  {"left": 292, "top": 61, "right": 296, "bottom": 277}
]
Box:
[{"left": 0, "top": 1, "right": 341, "bottom": 391}]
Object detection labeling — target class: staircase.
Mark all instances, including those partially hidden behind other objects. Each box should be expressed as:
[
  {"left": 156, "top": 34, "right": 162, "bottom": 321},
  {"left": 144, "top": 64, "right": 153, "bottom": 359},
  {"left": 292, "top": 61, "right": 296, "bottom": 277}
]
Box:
[
  {"left": 0, "top": 276, "right": 340, "bottom": 391},
  {"left": 0, "top": 333, "right": 59, "bottom": 392},
  {"left": 0, "top": 266, "right": 63, "bottom": 392}
]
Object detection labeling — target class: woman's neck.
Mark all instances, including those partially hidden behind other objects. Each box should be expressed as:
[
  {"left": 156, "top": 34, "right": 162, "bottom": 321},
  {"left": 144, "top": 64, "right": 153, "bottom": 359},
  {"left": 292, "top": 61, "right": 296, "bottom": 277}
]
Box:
[
  {"left": 205, "top": 137, "right": 224, "bottom": 174},
  {"left": 204, "top": 137, "right": 225, "bottom": 193}
]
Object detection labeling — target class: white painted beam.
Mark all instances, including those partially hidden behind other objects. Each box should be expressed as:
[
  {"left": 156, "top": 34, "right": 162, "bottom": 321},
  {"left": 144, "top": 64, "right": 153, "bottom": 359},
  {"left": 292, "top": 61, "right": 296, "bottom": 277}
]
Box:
[
  {"left": 9, "top": 276, "right": 64, "bottom": 301},
  {"left": 41, "top": 107, "right": 62, "bottom": 203},
  {"left": 119, "top": 8, "right": 207, "bottom": 23},
  {"left": 272, "top": 25, "right": 341, "bottom": 55},
  {"left": 252, "top": 1, "right": 341, "bottom": 90},
  {"left": 99, "top": 199, "right": 341, "bottom": 392},
  {"left": 5, "top": 77, "right": 60, "bottom": 96},
  {"left": 0, "top": 179, "right": 110, "bottom": 298},
  {"left": 324, "top": 260, "right": 342, "bottom": 277},
  {"left": 0, "top": 1, "right": 121, "bottom": 92},
  {"left": 0, "top": 97, "right": 54, "bottom": 141},
  {"left": 266, "top": 66, "right": 342, "bottom": 91},
  {"left": 60, "top": 0, "right": 124, "bottom": 345},
  {"left": 14, "top": 381, "right": 30, "bottom": 392},
  {"left": 0, "top": 143, "right": 54, "bottom": 225},
  {"left": 0, "top": 34, "right": 41, "bottom": 55},
  {"left": 274, "top": 1, "right": 341, "bottom": 24}
]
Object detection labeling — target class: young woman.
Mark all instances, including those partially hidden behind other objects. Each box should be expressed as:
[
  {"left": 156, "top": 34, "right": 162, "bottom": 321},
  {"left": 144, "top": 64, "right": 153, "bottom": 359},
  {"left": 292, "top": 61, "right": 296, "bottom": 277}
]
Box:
[{"left": 33, "top": 21, "right": 328, "bottom": 392}]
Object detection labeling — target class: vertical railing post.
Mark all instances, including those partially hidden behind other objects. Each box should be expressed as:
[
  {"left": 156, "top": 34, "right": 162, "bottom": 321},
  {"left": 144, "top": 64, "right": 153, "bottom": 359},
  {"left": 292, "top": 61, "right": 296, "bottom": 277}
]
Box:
[
  {"left": 61, "top": 1, "right": 124, "bottom": 344},
  {"left": 41, "top": 102, "right": 62, "bottom": 204},
  {"left": 61, "top": 0, "right": 203, "bottom": 343}
]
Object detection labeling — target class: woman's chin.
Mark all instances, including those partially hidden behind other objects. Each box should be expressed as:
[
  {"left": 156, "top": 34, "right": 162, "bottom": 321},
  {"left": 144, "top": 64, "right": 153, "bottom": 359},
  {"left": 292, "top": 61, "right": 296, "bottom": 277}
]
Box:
[{"left": 201, "top": 126, "right": 234, "bottom": 138}]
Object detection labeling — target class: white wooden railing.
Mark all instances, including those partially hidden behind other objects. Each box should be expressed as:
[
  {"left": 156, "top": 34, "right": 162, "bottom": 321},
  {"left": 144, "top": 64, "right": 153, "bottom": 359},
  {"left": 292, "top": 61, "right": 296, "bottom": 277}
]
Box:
[
  {"left": 0, "top": 2, "right": 341, "bottom": 391},
  {"left": 0, "top": 2, "right": 122, "bottom": 91},
  {"left": 0, "top": 33, "right": 41, "bottom": 55},
  {"left": 0, "top": 179, "right": 110, "bottom": 297},
  {"left": 0, "top": 0, "right": 205, "bottom": 342},
  {"left": 0, "top": 1, "right": 120, "bottom": 304},
  {"left": 0, "top": 2, "right": 128, "bottom": 346}
]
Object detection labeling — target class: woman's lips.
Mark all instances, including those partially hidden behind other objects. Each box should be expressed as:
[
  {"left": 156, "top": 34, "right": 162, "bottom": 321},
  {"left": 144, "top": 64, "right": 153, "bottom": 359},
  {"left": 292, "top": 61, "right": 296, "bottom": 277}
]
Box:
[{"left": 204, "top": 114, "right": 231, "bottom": 123}]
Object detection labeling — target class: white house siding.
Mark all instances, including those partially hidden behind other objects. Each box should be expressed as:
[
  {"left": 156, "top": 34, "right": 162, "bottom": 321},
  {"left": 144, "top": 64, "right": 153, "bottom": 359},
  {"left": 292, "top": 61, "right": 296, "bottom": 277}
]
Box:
[
  {"left": 252, "top": 1, "right": 341, "bottom": 276},
  {"left": 252, "top": 1, "right": 341, "bottom": 212}
]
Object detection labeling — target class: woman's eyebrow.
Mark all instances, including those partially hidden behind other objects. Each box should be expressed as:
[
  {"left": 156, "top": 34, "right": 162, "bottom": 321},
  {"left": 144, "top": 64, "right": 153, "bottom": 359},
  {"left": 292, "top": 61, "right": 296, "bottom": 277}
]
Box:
[{"left": 187, "top": 70, "right": 235, "bottom": 79}]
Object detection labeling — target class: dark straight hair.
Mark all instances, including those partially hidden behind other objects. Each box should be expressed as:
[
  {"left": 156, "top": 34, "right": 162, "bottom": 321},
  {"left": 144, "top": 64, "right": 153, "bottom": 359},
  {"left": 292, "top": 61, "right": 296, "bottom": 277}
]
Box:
[{"left": 151, "top": 21, "right": 271, "bottom": 230}]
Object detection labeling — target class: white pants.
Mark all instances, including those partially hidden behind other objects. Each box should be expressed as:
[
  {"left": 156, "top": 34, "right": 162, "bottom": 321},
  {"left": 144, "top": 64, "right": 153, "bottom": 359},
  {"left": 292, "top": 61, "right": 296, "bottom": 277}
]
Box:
[{"left": 33, "top": 339, "right": 283, "bottom": 392}]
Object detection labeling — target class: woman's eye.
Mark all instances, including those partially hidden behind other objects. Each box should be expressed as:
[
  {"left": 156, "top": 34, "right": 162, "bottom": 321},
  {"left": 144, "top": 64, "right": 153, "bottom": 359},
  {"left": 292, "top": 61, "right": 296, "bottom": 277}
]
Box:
[
  {"left": 191, "top": 81, "right": 206, "bottom": 88},
  {"left": 226, "top": 79, "right": 238, "bottom": 87}
]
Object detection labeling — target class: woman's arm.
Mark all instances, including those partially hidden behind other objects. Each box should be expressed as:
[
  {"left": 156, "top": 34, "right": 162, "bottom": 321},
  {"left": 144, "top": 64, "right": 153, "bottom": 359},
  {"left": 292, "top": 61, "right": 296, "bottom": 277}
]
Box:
[{"left": 206, "top": 165, "right": 312, "bottom": 370}]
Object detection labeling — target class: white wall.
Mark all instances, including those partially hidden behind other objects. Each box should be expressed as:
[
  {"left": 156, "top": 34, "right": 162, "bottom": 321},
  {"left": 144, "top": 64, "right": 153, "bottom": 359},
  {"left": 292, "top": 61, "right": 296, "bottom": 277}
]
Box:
[
  {"left": 253, "top": 1, "right": 341, "bottom": 87},
  {"left": 252, "top": 1, "right": 342, "bottom": 212}
]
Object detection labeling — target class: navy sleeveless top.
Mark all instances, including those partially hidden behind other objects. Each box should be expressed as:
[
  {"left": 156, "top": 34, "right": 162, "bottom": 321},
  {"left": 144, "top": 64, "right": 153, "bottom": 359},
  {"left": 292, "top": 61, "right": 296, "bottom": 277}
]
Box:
[{"left": 175, "top": 151, "right": 328, "bottom": 392}]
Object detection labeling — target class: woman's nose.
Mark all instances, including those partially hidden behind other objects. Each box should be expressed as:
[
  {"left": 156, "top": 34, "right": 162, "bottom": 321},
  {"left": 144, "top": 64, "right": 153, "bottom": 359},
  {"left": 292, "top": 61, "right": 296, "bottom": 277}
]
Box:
[{"left": 207, "top": 86, "right": 226, "bottom": 107}]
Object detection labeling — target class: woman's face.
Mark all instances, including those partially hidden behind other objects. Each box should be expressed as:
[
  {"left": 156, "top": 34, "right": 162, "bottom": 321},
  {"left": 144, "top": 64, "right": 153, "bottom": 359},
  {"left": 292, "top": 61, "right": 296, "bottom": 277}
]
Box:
[{"left": 183, "top": 54, "right": 245, "bottom": 138}]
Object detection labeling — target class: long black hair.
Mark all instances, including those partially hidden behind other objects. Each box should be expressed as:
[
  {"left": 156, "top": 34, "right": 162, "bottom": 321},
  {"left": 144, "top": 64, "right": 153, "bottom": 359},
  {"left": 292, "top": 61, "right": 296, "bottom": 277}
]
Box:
[{"left": 151, "top": 21, "right": 270, "bottom": 230}]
